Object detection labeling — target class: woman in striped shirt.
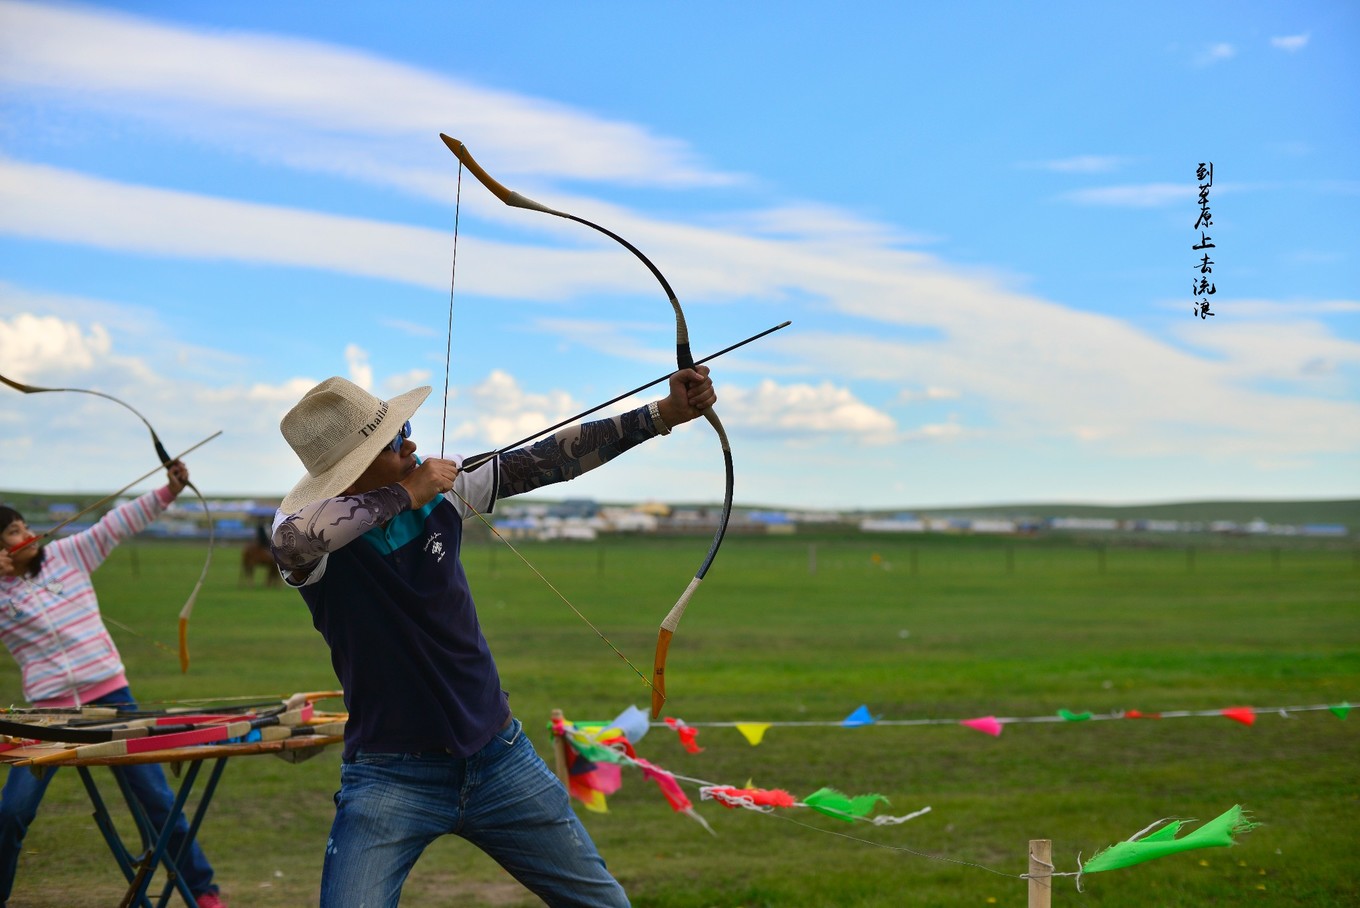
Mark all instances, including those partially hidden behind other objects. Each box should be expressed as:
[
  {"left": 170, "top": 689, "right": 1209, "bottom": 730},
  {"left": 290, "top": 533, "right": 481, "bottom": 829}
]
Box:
[{"left": 0, "top": 461, "right": 225, "bottom": 908}]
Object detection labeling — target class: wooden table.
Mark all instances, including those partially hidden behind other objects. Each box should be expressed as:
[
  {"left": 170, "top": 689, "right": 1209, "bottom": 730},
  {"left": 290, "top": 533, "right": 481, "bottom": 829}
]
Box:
[{"left": 2, "top": 733, "right": 342, "bottom": 908}]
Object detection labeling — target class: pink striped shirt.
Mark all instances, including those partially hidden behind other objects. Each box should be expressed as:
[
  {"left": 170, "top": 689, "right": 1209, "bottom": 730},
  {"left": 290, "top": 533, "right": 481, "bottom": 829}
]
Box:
[{"left": 0, "top": 487, "right": 173, "bottom": 705}]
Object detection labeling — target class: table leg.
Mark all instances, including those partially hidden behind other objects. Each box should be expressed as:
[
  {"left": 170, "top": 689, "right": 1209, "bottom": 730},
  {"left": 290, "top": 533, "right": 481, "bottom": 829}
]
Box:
[
  {"left": 156, "top": 757, "right": 228, "bottom": 908},
  {"left": 77, "top": 759, "right": 218, "bottom": 908},
  {"left": 76, "top": 767, "right": 141, "bottom": 887}
]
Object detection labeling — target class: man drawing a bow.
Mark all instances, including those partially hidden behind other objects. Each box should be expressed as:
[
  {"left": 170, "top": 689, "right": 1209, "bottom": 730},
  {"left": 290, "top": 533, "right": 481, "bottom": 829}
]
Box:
[{"left": 271, "top": 367, "right": 714, "bottom": 907}]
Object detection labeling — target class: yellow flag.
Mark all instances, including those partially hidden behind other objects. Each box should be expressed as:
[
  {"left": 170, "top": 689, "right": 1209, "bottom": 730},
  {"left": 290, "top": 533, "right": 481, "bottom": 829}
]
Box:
[
  {"left": 578, "top": 788, "right": 609, "bottom": 813},
  {"left": 736, "top": 723, "right": 772, "bottom": 746}
]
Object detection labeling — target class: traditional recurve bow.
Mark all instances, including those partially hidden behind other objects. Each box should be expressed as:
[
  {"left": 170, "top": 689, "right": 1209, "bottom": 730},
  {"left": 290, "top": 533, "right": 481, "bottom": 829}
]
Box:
[
  {"left": 438, "top": 135, "right": 734, "bottom": 717},
  {"left": 0, "top": 374, "right": 216, "bottom": 672}
]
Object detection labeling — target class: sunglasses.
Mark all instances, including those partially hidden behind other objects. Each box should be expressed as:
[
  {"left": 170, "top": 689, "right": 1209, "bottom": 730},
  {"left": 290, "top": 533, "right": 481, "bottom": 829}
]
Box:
[{"left": 388, "top": 420, "right": 412, "bottom": 455}]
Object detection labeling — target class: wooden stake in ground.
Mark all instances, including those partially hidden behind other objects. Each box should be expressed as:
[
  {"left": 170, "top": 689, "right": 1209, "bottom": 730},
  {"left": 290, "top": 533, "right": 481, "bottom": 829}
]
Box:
[
  {"left": 1028, "top": 839, "right": 1053, "bottom": 908},
  {"left": 550, "top": 709, "right": 569, "bottom": 786}
]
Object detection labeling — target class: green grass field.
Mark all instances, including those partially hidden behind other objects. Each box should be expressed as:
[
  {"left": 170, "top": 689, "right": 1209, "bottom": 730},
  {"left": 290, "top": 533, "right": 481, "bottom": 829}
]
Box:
[{"left": 2, "top": 532, "right": 1356, "bottom": 907}]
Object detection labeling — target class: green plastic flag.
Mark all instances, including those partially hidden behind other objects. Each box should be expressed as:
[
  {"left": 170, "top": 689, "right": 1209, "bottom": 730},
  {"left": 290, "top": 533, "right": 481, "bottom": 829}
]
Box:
[
  {"left": 1083, "top": 805, "right": 1257, "bottom": 874},
  {"left": 802, "top": 787, "right": 889, "bottom": 823},
  {"left": 1329, "top": 702, "right": 1350, "bottom": 720},
  {"left": 1058, "top": 709, "right": 1092, "bottom": 722},
  {"left": 568, "top": 737, "right": 627, "bottom": 765}
]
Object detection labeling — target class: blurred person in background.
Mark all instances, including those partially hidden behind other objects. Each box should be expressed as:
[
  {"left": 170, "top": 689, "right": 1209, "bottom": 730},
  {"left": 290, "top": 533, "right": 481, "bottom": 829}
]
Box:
[{"left": 0, "top": 461, "right": 226, "bottom": 908}]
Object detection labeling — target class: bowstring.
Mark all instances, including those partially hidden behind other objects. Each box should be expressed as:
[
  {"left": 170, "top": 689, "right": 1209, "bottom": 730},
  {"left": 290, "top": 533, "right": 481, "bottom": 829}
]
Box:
[
  {"left": 442, "top": 162, "right": 463, "bottom": 458},
  {"left": 101, "top": 615, "right": 178, "bottom": 659},
  {"left": 440, "top": 158, "right": 651, "bottom": 692},
  {"left": 449, "top": 484, "right": 656, "bottom": 694}
]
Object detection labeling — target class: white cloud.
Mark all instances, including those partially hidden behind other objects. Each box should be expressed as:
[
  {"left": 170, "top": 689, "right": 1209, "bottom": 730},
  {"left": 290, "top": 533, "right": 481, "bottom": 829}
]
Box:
[
  {"left": 530, "top": 318, "right": 676, "bottom": 370},
  {"left": 0, "top": 323, "right": 305, "bottom": 495},
  {"left": 7, "top": 155, "right": 1357, "bottom": 472},
  {"left": 380, "top": 318, "right": 441, "bottom": 339},
  {"left": 1059, "top": 183, "right": 1189, "bottom": 207},
  {"left": 1171, "top": 318, "right": 1360, "bottom": 387},
  {"left": 448, "top": 369, "right": 583, "bottom": 448},
  {"left": 1194, "top": 43, "right": 1236, "bottom": 66},
  {"left": 776, "top": 287, "right": 1360, "bottom": 458},
  {"left": 723, "top": 204, "right": 937, "bottom": 247},
  {"left": 344, "top": 344, "right": 374, "bottom": 391},
  {"left": 0, "top": 0, "right": 738, "bottom": 195},
  {"left": 0, "top": 4, "right": 1355, "bottom": 505},
  {"left": 0, "top": 159, "right": 704, "bottom": 304},
  {"left": 914, "top": 419, "right": 965, "bottom": 440},
  {"left": 720, "top": 380, "right": 897, "bottom": 443},
  {"left": 0, "top": 159, "right": 453, "bottom": 288},
  {"left": 383, "top": 370, "right": 435, "bottom": 398},
  {"left": 1211, "top": 297, "right": 1360, "bottom": 318},
  {"left": 0, "top": 312, "right": 112, "bottom": 377},
  {"left": 897, "top": 386, "right": 961, "bottom": 403},
  {"left": 1270, "top": 34, "right": 1309, "bottom": 52},
  {"left": 1023, "top": 155, "right": 1126, "bottom": 174}
]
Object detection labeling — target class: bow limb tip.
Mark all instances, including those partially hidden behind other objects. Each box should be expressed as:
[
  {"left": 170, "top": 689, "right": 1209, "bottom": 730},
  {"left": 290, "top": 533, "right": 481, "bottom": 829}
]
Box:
[
  {"left": 651, "top": 627, "right": 673, "bottom": 719},
  {"left": 652, "top": 576, "right": 702, "bottom": 718},
  {"left": 438, "top": 134, "right": 556, "bottom": 215},
  {"left": 0, "top": 374, "right": 39, "bottom": 393},
  {"left": 440, "top": 134, "right": 512, "bottom": 201},
  {"left": 178, "top": 616, "right": 190, "bottom": 674},
  {"left": 177, "top": 576, "right": 203, "bottom": 674}
]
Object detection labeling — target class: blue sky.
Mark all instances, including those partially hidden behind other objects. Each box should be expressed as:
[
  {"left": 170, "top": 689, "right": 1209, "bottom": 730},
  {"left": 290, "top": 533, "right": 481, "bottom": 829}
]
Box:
[{"left": 1, "top": 0, "right": 1356, "bottom": 510}]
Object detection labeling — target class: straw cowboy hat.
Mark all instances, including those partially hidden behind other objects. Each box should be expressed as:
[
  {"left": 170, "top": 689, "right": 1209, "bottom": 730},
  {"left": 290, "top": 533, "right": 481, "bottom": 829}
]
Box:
[{"left": 279, "top": 377, "right": 431, "bottom": 513}]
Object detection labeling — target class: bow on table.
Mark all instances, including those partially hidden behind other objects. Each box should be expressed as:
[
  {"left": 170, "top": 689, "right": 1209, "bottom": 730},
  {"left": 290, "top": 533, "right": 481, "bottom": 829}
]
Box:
[
  {"left": 0, "top": 374, "right": 215, "bottom": 673},
  {"left": 439, "top": 135, "right": 734, "bottom": 718},
  {"left": 0, "top": 691, "right": 347, "bottom": 765}
]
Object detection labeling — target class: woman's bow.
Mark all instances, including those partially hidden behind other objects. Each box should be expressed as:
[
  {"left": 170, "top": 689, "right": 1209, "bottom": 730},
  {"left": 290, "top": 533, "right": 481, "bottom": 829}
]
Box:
[{"left": 0, "top": 374, "right": 216, "bottom": 672}]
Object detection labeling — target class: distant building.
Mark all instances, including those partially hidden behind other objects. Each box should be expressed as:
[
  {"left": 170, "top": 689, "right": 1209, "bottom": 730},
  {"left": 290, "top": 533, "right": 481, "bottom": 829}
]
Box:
[
  {"left": 598, "top": 507, "right": 659, "bottom": 533},
  {"left": 1049, "top": 517, "right": 1120, "bottom": 532},
  {"left": 969, "top": 518, "right": 1018, "bottom": 534},
  {"left": 860, "top": 517, "right": 926, "bottom": 533},
  {"left": 548, "top": 499, "right": 598, "bottom": 519},
  {"left": 748, "top": 511, "right": 797, "bottom": 535}
]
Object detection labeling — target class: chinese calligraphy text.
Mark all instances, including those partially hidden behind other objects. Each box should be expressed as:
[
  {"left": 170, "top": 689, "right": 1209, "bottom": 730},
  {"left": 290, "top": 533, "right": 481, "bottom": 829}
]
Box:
[{"left": 1193, "top": 162, "right": 1217, "bottom": 319}]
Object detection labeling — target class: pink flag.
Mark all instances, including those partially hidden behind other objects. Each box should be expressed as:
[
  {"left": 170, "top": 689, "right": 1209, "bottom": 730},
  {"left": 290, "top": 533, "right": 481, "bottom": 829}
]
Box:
[{"left": 960, "top": 716, "right": 1003, "bottom": 736}]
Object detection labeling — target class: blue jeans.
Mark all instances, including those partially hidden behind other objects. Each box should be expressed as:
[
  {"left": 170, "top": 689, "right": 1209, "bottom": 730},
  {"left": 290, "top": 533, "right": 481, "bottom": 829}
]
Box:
[
  {"left": 321, "top": 717, "right": 629, "bottom": 908},
  {"left": 0, "top": 687, "right": 218, "bottom": 902}
]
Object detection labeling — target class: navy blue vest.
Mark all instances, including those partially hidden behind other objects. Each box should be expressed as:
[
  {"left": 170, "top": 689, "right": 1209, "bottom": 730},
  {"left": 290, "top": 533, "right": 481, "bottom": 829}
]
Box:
[{"left": 299, "top": 495, "right": 509, "bottom": 760}]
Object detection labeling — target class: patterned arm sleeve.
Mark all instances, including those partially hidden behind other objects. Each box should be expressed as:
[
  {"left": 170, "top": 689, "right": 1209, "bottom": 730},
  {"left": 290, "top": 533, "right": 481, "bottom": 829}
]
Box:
[
  {"left": 271, "top": 484, "right": 411, "bottom": 571},
  {"left": 497, "top": 405, "right": 661, "bottom": 499}
]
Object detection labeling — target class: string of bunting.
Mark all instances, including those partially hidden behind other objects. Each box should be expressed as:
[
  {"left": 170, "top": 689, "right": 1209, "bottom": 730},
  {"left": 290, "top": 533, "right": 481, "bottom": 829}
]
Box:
[
  {"left": 552, "top": 705, "right": 1263, "bottom": 890},
  {"left": 550, "top": 707, "right": 932, "bottom": 836},
  {"left": 668, "top": 700, "right": 1350, "bottom": 745}
]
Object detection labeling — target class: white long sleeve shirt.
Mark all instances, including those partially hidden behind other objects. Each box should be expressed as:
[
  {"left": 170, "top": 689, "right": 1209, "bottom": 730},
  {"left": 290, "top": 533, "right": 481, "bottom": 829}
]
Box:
[{"left": 0, "top": 488, "right": 170, "bottom": 706}]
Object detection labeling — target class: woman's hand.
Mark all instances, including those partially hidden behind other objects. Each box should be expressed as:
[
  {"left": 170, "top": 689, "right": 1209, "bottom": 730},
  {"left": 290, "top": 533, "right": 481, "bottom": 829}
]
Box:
[{"left": 165, "top": 460, "right": 190, "bottom": 497}]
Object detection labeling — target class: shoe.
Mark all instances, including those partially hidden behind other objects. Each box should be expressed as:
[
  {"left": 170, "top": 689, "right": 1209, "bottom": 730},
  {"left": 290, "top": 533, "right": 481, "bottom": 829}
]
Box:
[{"left": 196, "top": 892, "right": 227, "bottom": 908}]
